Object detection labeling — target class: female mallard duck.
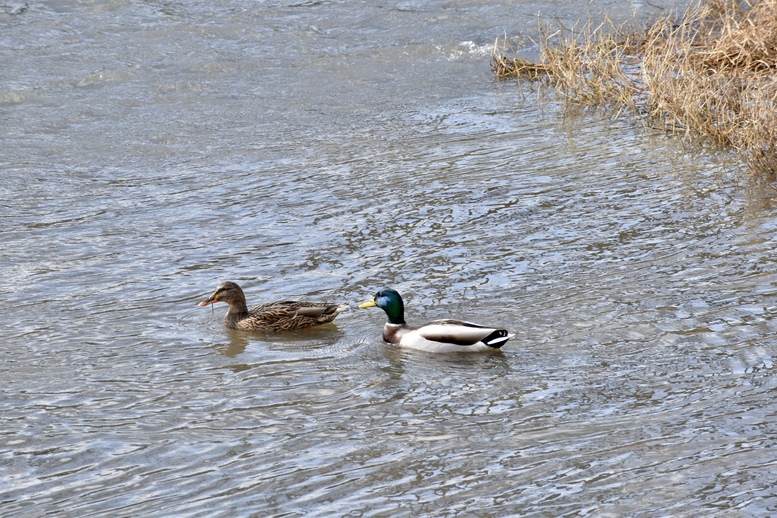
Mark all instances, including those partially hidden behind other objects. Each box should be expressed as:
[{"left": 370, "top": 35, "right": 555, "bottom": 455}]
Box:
[
  {"left": 359, "top": 288, "right": 514, "bottom": 353},
  {"left": 199, "top": 281, "right": 348, "bottom": 331}
]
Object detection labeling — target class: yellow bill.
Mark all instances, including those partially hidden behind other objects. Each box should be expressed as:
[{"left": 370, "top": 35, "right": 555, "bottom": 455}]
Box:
[{"left": 358, "top": 299, "right": 377, "bottom": 309}]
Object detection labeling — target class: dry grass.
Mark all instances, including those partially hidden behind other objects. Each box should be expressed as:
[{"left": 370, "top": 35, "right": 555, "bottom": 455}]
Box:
[{"left": 492, "top": 0, "right": 777, "bottom": 179}]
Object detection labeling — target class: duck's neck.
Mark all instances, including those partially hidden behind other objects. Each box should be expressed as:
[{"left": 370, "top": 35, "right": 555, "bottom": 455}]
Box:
[
  {"left": 384, "top": 303, "right": 405, "bottom": 326},
  {"left": 224, "top": 298, "right": 249, "bottom": 325}
]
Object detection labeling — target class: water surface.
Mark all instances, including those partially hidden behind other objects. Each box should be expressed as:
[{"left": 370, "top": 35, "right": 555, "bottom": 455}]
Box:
[{"left": 3, "top": 0, "right": 777, "bottom": 516}]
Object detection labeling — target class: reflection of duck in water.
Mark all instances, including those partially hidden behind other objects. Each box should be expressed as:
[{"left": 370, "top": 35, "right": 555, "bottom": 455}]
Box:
[
  {"left": 199, "top": 281, "right": 348, "bottom": 331},
  {"left": 359, "top": 288, "right": 514, "bottom": 353}
]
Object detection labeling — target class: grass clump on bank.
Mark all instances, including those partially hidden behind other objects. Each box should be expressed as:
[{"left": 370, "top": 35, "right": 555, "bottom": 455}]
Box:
[{"left": 492, "top": 0, "right": 777, "bottom": 179}]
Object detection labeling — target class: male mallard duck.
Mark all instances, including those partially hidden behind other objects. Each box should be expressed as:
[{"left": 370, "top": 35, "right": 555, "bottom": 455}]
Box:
[
  {"left": 359, "top": 288, "right": 514, "bottom": 353},
  {"left": 199, "top": 281, "right": 348, "bottom": 331}
]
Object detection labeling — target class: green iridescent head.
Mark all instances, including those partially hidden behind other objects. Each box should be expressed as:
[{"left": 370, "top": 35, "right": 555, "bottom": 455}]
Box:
[{"left": 359, "top": 288, "right": 405, "bottom": 325}]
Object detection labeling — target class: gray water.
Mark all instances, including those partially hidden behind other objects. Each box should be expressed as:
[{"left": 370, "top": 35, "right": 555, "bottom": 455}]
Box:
[{"left": 3, "top": 0, "right": 777, "bottom": 516}]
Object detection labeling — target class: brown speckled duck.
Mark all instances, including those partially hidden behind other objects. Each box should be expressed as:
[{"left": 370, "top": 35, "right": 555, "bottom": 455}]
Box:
[{"left": 199, "top": 281, "right": 348, "bottom": 331}]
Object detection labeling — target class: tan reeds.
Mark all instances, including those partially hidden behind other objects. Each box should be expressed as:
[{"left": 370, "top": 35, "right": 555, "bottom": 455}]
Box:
[{"left": 492, "top": 0, "right": 777, "bottom": 179}]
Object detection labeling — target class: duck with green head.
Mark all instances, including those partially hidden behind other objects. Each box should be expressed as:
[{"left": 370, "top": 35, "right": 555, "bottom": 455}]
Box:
[{"left": 359, "top": 288, "right": 514, "bottom": 353}]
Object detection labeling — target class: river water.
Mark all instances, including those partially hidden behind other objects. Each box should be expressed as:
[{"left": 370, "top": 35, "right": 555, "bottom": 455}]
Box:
[{"left": 3, "top": 0, "right": 777, "bottom": 516}]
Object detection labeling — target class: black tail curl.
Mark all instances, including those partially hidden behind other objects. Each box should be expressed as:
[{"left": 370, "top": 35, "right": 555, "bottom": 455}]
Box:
[{"left": 482, "top": 329, "right": 511, "bottom": 349}]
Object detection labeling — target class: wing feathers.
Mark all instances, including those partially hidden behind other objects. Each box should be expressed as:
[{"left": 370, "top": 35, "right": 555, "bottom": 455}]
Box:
[
  {"left": 238, "top": 301, "right": 347, "bottom": 330},
  {"left": 412, "top": 320, "right": 513, "bottom": 349}
]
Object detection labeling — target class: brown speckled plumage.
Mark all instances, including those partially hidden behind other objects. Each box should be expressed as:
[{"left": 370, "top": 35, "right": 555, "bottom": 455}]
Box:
[{"left": 199, "top": 281, "right": 348, "bottom": 331}]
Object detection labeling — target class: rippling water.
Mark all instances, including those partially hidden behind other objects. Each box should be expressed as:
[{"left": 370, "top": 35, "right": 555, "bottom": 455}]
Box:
[{"left": 3, "top": 0, "right": 777, "bottom": 516}]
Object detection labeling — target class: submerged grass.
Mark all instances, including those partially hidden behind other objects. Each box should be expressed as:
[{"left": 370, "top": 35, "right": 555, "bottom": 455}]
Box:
[{"left": 492, "top": 0, "right": 777, "bottom": 179}]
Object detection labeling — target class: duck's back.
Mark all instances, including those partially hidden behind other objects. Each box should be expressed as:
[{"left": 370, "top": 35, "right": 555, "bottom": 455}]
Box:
[{"left": 238, "top": 301, "right": 347, "bottom": 331}]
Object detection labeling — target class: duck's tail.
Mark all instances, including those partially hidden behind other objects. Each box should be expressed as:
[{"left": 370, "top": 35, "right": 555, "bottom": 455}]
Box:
[{"left": 482, "top": 329, "right": 514, "bottom": 349}]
